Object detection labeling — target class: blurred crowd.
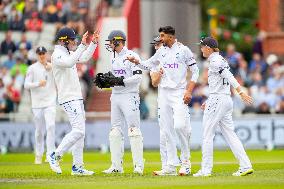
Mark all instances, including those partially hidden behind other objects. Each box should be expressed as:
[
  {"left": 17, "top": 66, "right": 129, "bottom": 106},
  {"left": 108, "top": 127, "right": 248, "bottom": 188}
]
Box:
[
  {"left": 0, "top": 31, "right": 30, "bottom": 113},
  {"left": 0, "top": 0, "right": 89, "bottom": 33},
  {"left": 0, "top": 0, "right": 124, "bottom": 35}
]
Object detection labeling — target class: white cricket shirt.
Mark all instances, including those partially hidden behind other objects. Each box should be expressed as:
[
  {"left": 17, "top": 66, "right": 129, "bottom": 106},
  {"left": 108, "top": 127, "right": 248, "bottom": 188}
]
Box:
[
  {"left": 24, "top": 61, "right": 56, "bottom": 108},
  {"left": 207, "top": 52, "right": 240, "bottom": 95},
  {"left": 140, "top": 41, "right": 199, "bottom": 89},
  {"left": 51, "top": 42, "right": 97, "bottom": 104},
  {"left": 111, "top": 46, "right": 142, "bottom": 94}
]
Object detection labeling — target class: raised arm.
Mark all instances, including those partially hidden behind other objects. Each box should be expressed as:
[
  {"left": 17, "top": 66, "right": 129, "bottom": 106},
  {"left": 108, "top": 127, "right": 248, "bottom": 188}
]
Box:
[
  {"left": 126, "top": 49, "right": 161, "bottom": 70},
  {"left": 78, "top": 30, "right": 99, "bottom": 63},
  {"left": 52, "top": 31, "right": 94, "bottom": 68},
  {"left": 123, "top": 55, "right": 143, "bottom": 85},
  {"left": 52, "top": 44, "right": 86, "bottom": 68},
  {"left": 78, "top": 42, "right": 97, "bottom": 63}
]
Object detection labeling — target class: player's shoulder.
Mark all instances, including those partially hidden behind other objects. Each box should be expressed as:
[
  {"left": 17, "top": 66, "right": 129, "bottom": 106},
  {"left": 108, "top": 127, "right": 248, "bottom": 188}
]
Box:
[
  {"left": 126, "top": 50, "right": 141, "bottom": 64},
  {"left": 126, "top": 49, "right": 139, "bottom": 58},
  {"left": 28, "top": 62, "right": 39, "bottom": 70},
  {"left": 51, "top": 47, "right": 60, "bottom": 59},
  {"left": 52, "top": 45, "right": 67, "bottom": 57},
  {"left": 154, "top": 46, "right": 167, "bottom": 57},
  {"left": 176, "top": 43, "right": 193, "bottom": 54},
  {"left": 210, "top": 53, "right": 228, "bottom": 68}
]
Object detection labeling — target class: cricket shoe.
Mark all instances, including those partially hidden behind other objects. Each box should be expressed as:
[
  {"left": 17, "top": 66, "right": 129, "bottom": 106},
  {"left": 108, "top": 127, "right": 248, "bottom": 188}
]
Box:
[
  {"left": 153, "top": 166, "right": 177, "bottom": 176},
  {"left": 133, "top": 166, "right": 143, "bottom": 175},
  {"left": 47, "top": 152, "right": 62, "bottom": 174},
  {"left": 193, "top": 170, "right": 212, "bottom": 177},
  {"left": 34, "top": 155, "right": 42, "bottom": 164},
  {"left": 102, "top": 166, "right": 124, "bottom": 174},
  {"left": 71, "top": 165, "right": 94, "bottom": 176},
  {"left": 179, "top": 165, "right": 191, "bottom": 176},
  {"left": 232, "top": 168, "right": 254, "bottom": 176}
]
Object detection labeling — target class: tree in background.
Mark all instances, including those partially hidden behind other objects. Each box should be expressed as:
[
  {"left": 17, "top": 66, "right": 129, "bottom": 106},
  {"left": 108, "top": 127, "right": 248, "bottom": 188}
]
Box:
[{"left": 200, "top": 0, "right": 259, "bottom": 60}]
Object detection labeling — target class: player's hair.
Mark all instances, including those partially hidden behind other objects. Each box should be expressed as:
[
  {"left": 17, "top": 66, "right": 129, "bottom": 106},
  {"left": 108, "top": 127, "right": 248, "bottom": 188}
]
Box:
[
  {"left": 159, "top": 26, "right": 175, "bottom": 35},
  {"left": 213, "top": 48, "right": 220, "bottom": 52}
]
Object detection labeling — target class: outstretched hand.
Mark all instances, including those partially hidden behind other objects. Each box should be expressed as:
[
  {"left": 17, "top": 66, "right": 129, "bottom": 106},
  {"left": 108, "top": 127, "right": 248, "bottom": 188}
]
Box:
[
  {"left": 240, "top": 93, "right": 253, "bottom": 105},
  {"left": 91, "top": 30, "right": 100, "bottom": 44},
  {"left": 81, "top": 31, "right": 89, "bottom": 45},
  {"left": 126, "top": 56, "right": 140, "bottom": 65}
]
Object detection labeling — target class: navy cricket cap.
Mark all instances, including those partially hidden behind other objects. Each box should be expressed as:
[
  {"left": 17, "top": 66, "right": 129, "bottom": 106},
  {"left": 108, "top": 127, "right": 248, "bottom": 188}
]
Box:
[
  {"left": 55, "top": 27, "right": 77, "bottom": 41},
  {"left": 150, "top": 36, "right": 161, "bottom": 45},
  {"left": 200, "top": 37, "right": 218, "bottom": 48},
  {"left": 36, "top": 46, "right": 47, "bottom": 54},
  {"left": 106, "top": 30, "right": 126, "bottom": 41}
]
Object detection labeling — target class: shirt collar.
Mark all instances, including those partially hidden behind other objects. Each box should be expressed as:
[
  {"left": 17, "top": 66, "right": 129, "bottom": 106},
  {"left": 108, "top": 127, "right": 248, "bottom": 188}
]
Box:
[
  {"left": 208, "top": 52, "right": 219, "bottom": 61},
  {"left": 170, "top": 40, "right": 178, "bottom": 49}
]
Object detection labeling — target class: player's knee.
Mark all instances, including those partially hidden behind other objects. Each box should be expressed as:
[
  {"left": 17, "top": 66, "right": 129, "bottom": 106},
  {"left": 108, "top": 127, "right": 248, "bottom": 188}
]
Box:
[
  {"left": 35, "top": 129, "right": 44, "bottom": 138},
  {"left": 109, "top": 127, "right": 123, "bottom": 138},
  {"left": 73, "top": 129, "right": 85, "bottom": 139},
  {"left": 128, "top": 127, "right": 142, "bottom": 138},
  {"left": 174, "top": 124, "right": 186, "bottom": 133},
  {"left": 46, "top": 123, "right": 55, "bottom": 132},
  {"left": 202, "top": 136, "right": 213, "bottom": 144}
]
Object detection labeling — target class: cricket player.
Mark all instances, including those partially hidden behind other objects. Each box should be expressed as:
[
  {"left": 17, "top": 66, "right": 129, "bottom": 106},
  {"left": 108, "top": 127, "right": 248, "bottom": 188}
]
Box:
[
  {"left": 47, "top": 27, "right": 99, "bottom": 175},
  {"left": 102, "top": 30, "right": 144, "bottom": 175},
  {"left": 193, "top": 37, "right": 253, "bottom": 177},
  {"left": 127, "top": 26, "right": 199, "bottom": 176},
  {"left": 24, "top": 46, "right": 56, "bottom": 165},
  {"left": 149, "top": 36, "right": 172, "bottom": 171}
]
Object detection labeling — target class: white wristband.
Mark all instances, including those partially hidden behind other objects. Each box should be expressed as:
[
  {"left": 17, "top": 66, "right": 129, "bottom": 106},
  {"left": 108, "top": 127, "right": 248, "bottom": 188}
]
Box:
[{"left": 238, "top": 91, "right": 244, "bottom": 95}]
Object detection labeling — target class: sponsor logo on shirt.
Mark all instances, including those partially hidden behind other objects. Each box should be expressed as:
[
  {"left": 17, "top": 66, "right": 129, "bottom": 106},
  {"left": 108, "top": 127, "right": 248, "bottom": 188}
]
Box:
[
  {"left": 163, "top": 62, "right": 179, "bottom": 69},
  {"left": 114, "top": 69, "right": 126, "bottom": 75}
]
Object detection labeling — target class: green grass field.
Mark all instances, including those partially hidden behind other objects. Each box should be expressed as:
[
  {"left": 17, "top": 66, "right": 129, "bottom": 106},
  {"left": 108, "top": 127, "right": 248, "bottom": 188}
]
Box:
[{"left": 0, "top": 150, "right": 284, "bottom": 189}]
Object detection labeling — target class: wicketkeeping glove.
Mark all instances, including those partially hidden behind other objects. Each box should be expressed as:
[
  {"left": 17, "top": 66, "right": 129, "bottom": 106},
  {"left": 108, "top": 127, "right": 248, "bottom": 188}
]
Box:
[{"left": 93, "top": 71, "right": 125, "bottom": 89}]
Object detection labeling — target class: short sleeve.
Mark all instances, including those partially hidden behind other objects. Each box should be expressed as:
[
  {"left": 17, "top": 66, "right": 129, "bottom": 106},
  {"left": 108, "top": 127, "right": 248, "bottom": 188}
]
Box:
[{"left": 184, "top": 47, "right": 196, "bottom": 66}]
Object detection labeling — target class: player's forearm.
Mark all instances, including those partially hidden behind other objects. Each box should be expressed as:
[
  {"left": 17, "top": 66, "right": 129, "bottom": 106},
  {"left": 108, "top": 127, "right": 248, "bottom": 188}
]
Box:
[
  {"left": 78, "top": 42, "right": 97, "bottom": 63},
  {"left": 235, "top": 86, "right": 244, "bottom": 95},
  {"left": 136, "top": 61, "right": 152, "bottom": 71},
  {"left": 186, "top": 81, "right": 196, "bottom": 94},
  {"left": 53, "top": 44, "right": 86, "bottom": 68},
  {"left": 123, "top": 75, "right": 142, "bottom": 85}
]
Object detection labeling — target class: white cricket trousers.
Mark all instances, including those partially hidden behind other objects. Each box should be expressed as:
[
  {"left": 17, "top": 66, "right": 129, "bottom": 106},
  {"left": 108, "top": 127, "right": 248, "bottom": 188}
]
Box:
[
  {"left": 110, "top": 93, "right": 144, "bottom": 169},
  {"left": 201, "top": 94, "right": 252, "bottom": 173},
  {"left": 158, "top": 87, "right": 191, "bottom": 167},
  {"left": 32, "top": 106, "right": 56, "bottom": 157},
  {"left": 56, "top": 100, "right": 85, "bottom": 166}
]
